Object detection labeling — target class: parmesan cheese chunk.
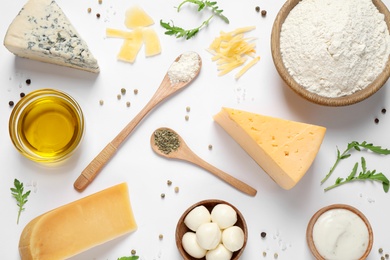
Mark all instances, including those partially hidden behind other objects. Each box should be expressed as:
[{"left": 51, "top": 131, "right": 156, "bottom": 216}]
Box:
[
  {"left": 142, "top": 28, "right": 161, "bottom": 57},
  {"left": 125, "top": 5, "right": 154, "bottom": 29},
  {"left": 214, "top": 108, "right": 326, "bottom": 190},
  {"left": 117, "top": 28, "right": 144, "bottom": 63},
  {"left": 19, "top": 183, "right": 137, "bottom": 259}
]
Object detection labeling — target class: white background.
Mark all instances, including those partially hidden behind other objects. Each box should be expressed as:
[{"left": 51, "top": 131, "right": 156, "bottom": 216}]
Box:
[{"left": 1, "top": 0, "right": 390, "bottom": 259}]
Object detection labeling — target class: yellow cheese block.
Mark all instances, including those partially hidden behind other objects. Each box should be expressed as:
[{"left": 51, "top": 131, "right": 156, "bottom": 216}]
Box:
[
  {"left": 214, "top": 107, "right": 326, "bottom": 190},
  {"left": 19, "top": 183, "right": 137, "bottom": 259},
  {"left": 125, "top": 5, "right": 154, "bottom": 29},
  {"left": 142, "top": 27, "right": 161, "bottom": 57}
]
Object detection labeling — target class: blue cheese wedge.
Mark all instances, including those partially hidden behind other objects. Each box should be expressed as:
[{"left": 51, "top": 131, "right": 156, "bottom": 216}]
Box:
[{"left": 4, "top": 0, "right": 99, "bottom": 73}]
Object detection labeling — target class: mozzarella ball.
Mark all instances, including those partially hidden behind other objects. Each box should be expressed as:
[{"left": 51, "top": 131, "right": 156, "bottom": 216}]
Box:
[
  {"left": 182, "top": 232, "right": 207, "bottom": 258},
  {"left": 211, "top": 204, "right": 237, "bottom": 229},
  {"left": 222, "top": 226, "right": 245, "bottom": 252},
  {"left": 184, "top": 205, "right": 211, "bottom": 231},
  {"left": 206, "top": 244, "right": 233, "bottom": 260},
  {"left": 196, "top": 222, "right": 222, "bottom": 250}
]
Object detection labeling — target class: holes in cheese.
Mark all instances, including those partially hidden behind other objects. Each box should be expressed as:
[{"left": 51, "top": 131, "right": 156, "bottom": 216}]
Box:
[
  {"left": 208, "top": 26, "right": 260, "bottom": 79},
  {"left": 125, "top": 5, "right": 154, "bottom": 29},
  {"left": 19, "top": 183, "right": 137, "bottom": 259},
  {"left": 106, "top": 5, "right": 161, "bottom": 63},
  {"left": 213, "top": 108, "right": 326, "bottom": 190}
]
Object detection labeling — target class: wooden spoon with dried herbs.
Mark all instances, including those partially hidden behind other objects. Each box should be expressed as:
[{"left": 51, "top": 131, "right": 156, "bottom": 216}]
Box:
[{"left": 150, "top": 127, "right": 257, "bottom": 196}]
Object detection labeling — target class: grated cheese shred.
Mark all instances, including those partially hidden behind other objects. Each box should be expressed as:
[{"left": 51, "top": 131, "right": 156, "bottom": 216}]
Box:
[{"left": 208, "top": 26, "right": 260, "bottom": 79}]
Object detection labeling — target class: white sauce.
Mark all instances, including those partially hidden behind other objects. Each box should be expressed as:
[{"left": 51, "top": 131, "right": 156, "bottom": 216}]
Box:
[{"left": 313, "top": 208, "right": 369, "bottom": 260}]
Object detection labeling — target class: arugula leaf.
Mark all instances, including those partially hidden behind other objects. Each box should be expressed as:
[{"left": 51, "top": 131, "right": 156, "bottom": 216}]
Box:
[
  {"left": 321, "top": 141, "right": 390, "bottom": 184},
  {"left": 118, "top": 256, "right": 139, "bottom": 260},
  {"left": 11, "top": 179, "right": 31, "bottom": 224},
  {"left": 161, "top": 0, "right": 229, "bottom": 40},
  {"left": 118, "top": 257, "right": 138, "bottom": 260},
  {"left": 324, "top": 157, "right": 390, "bottom": 193},
  {"left": 177, "top": 0, "right": 229, "bottom": 23},
  {"left": 160, "top": 17, "right": 212, "bottom": 40}
]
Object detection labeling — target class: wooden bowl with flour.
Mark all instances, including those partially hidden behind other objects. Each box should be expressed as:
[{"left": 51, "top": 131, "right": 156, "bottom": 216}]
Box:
[{"left": 271, "top": 0, "right": 390, "bottom": 106}]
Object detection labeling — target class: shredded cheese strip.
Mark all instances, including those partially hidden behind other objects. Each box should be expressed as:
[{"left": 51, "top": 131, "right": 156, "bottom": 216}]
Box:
[
  {"left": 208, "top": 26, "right": 259, "bottom": 79},
  {"left": 235, "top": 56, "right": 260, "bottom": 79}
]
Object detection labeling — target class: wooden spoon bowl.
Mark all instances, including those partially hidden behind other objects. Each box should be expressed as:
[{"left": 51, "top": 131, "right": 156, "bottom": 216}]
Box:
[
  {"left": 176, "top": 199, "right": 248, "bottom": 260},
  {"left": 150, "top": 127, "right": 257, "bottom": 196}
]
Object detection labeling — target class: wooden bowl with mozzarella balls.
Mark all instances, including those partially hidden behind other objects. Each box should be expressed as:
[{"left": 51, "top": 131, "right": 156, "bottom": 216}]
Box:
[
  {"left": 176, "top": 199, "right": 248, "bottom": 260},
  {"left": 271, "top": 0, "right": 390, "bottom": 106}
]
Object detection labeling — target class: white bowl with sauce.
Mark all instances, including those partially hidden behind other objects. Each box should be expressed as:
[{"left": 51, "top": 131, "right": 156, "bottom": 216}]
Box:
[{"left": 306, "top": 204, "right": 373, "bottom": 260}]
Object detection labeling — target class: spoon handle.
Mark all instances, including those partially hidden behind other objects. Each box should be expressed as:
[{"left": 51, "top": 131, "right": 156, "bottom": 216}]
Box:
[
  {"left": 73, "top": 102, "right": 154, "bottom": 192},
  {"left": 186, "top": 152, "right": 257, "bottom": 196},
  {"left": 74, "top": 78, "right": 177, "bottom": 192}
]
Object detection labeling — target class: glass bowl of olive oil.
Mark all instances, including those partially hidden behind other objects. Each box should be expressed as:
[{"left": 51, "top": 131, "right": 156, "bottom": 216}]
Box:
[{"left": 9, "top": 89, "right": 85, "bottom": 164}]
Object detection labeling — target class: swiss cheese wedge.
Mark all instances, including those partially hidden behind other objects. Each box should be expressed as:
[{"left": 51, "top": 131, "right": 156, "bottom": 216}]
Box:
[
  {"left": 19, "top": 183, "right": 137, "bottom": 259},
  {"left": 214, "top": 108, "right": 326, "bottom": 190}
]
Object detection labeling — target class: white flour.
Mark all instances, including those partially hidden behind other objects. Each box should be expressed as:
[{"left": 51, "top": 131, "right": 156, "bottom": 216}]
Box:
[
  {"left": 280, "top": 0, "right": 390, "bottom": 98},
  {"left": 168, "top": 51, "right": 200, "bottom": 84}
]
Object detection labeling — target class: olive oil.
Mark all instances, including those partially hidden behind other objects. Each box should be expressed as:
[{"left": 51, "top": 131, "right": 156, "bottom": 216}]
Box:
[{"left": 9, "top": 89, "right": 84, "bottom": 163}]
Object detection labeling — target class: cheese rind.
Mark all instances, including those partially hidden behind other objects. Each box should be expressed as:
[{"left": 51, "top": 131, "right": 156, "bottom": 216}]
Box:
[
  {"left": 19, "top": 183, "right": 137, "bottom": 259},
  {"left": 4, "top": 0, "right": 99, "bottom": 73},
  {"left": 214, "top": 107, "right": 326, "bottom": 190}
]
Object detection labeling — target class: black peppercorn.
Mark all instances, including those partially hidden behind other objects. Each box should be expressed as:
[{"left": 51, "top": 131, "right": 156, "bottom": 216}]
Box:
[
  {"left": 96, "top": 13, "right": 101, "bottom": 18},
  {"left": 261, "top": 10, "right": 267, "bottom": 16},
  {"left": 375, "top": 118, "right": 379, "bottom": 124},
  {"left": 9, "top": 101, "right": 14, "bottom": 107},
  {"left": 261, "top": 231, "right": 267, "bottom": 238},
  {"left": 26, "top": 79, "right": 31, "bottom": 85},
  {"left": 382, "top": 108, "right": 386, "bottom": 114},
  {"left": 20, "top": 92, "right": 25, "bottom": 98}
]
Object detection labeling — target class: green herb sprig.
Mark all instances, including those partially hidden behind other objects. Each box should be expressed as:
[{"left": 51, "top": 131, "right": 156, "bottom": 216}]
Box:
[
  {"left": 322, "top": 141, "right": 390, "bottom": 192},
  {"left": 321, "top": 141, "right": 390, "bottom": 184},
  {"left": 177, "top": 0, "right": 229, "bottom": 24},
  {"left": 324, "top": 157, "right": 390, "bottom": 192},
  {"left": 118, "top": 256, "right": 139, "bottom": 260},
  {"left": 160, "top": 16, "right": 213, "bottom": 40},
  {"left": 11, "top": 179, "right": 31, "bottom": 224},
  {"left": 160, "top": 0, "right": 229, "bottom": 40}
]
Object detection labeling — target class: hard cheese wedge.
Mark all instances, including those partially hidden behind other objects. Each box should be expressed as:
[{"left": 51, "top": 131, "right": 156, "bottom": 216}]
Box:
[
  {"left": 4, "top": 0, "right": 99, "bottom": 73},
  {"left": 214, "top": 107, "right": 326, "bottom": 190},
  {"left": 19, "top": 183, "right": 137, "bottom": 259}
]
